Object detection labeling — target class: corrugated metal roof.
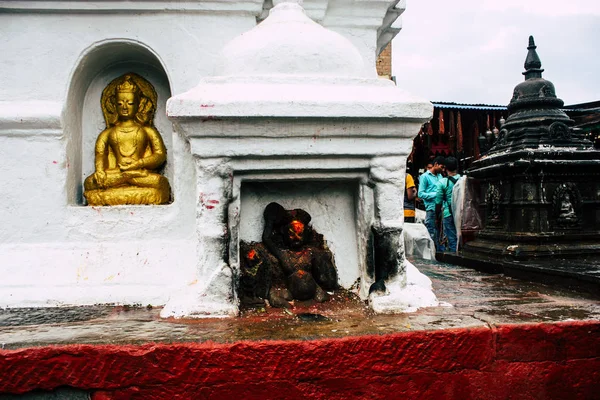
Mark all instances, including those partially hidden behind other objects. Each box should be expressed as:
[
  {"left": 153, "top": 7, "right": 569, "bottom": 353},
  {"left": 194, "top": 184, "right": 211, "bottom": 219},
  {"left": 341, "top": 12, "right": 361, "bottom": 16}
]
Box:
[
  {"left": 564, "top": 107, "right": 600, "bottom": 113},
  {"left": 432, "top": 101, "right": 507, "bottom": 111},
  {"left": 433, "top": 100, "right": 600, "bottom": 113},
  {"left": 563, "top": 100, "right": 600, "bottom": 110}
]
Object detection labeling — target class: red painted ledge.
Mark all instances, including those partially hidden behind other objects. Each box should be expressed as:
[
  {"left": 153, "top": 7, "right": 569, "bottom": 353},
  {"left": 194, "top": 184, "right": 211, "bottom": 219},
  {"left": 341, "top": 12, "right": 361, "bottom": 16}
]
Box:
[{"left": 1, "top": 321, "right": 599, "bottom": 399}]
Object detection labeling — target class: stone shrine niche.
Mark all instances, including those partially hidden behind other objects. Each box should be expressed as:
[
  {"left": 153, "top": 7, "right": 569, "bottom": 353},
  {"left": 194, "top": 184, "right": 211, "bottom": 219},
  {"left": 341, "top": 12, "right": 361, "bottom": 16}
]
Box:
[
  {"left": 161, "top": 0, "right": 437, "bottom": 318},
  {"left": 65, "top": 40, "right": 173, "bottom": 205},
  {"left": 238, "top": 180, "right": 363, "bottom": 301},
  {"left": 552, "top": 183, "right": 581, "bottom": 228},
  {"left": 485, "top": 183, "right": 502, "bottom": 227}
]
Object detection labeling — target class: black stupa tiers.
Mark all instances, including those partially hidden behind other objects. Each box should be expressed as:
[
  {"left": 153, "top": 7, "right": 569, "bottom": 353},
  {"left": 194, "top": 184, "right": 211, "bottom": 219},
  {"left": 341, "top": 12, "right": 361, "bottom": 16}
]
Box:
[
  {"left": 488, "top": 36, "right": 590, "bottom": 153},
  {"left": 448, "top": 37, "right": 600, "bottom": 293}
]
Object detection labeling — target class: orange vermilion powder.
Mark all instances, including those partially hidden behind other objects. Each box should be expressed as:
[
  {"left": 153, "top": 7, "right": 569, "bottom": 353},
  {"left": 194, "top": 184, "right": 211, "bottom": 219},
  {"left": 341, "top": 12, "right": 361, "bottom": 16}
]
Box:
[{"left": 290, "top": 220, "right": 304, "bottom": 234}]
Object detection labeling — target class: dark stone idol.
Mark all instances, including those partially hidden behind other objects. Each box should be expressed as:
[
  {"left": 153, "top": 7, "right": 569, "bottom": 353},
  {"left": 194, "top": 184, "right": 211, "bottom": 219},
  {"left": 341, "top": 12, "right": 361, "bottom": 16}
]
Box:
[{"left": 240, "top": 203, "right": 339, "bottom": 308}]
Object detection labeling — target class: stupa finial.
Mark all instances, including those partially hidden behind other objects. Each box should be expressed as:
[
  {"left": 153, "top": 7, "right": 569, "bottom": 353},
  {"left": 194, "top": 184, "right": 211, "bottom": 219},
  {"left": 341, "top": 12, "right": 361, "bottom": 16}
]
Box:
[{"left": 523, "top": 35, "right": 544, "bottom": 79}]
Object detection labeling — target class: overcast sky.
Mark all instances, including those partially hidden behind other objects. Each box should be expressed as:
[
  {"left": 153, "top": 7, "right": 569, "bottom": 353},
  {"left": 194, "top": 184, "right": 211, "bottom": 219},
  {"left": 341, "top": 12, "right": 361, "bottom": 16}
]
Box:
[{"left": 392, "top": 0, "right": 600, "bottom": 106}]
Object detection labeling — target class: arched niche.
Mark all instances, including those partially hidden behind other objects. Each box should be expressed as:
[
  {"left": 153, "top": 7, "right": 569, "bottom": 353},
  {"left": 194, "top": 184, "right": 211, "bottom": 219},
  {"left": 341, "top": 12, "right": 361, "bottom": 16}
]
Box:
[{"left": 64, "top": 40, "right": 173, "bottom": 205}]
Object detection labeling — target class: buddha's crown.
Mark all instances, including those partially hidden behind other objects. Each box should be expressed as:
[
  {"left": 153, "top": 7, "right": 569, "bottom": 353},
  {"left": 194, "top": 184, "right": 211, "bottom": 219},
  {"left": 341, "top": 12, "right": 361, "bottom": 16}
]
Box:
[{"left": 116, "top": 76, "right": 138, "bottom": 94}]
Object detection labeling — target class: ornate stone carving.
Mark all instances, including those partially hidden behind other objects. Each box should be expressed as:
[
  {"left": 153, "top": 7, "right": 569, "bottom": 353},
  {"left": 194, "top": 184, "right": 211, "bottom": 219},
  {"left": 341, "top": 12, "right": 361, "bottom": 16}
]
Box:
[
  {"left": 239, "top": 203, "right": 339, "bottom": 308},
  {"left": 539, "top": 82, "right": 555, "bottom": 98},
  {"left": 511, "top": 88, "right": 520, "bottom": 102},
  {"left": 549, "top": 121, "right": 571, "bottom": 141},
  {"left": 497, "top": 128, "right": 508, "bottom": 146},
  {"left": 552, "top": 183, "right": 581, "bottom": 227},
  {"left": 84, "top": 73, "right": 171, "bottom": 206},
  {"left": 485, "top": 184, "right": 502, "bottom": 226},
  {"left": 239, "top": 242, "right": 277, "bottom": 307}
]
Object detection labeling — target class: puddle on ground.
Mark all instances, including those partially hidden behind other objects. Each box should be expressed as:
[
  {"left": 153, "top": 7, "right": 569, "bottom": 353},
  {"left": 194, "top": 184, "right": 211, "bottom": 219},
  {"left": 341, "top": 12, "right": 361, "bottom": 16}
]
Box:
[
  {"left": 536, "top": 307, "right": 593, "bottom": 320},
  {"left": 1, "top": 258, "right": 598, "bottom": 348},
  {"left": 0, "top": 306, "right": 112, "bottom": 327}
]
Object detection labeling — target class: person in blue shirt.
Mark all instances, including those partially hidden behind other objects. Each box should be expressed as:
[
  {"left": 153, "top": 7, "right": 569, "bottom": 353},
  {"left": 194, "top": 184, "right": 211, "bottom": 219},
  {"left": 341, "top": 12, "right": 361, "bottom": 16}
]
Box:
[
  {"left": 418, "top": 156, "right": 444, "bottom": 251},
  {"left": 435, "top": 156, "right": 461, "bottom": 253}
]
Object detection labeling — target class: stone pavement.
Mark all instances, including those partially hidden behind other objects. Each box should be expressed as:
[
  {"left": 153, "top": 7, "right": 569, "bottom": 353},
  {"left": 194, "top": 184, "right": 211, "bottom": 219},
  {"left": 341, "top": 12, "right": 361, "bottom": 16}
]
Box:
[
  {"left": 1, "top": 258, "right": 598, "bottom": 349},
  {"left": 439, "top": 252, "right": 600, "bottom": 296}
]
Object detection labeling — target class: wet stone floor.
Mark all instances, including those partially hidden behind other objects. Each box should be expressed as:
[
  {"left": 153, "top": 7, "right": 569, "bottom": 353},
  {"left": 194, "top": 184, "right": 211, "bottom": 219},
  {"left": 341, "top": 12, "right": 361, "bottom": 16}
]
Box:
[{"left": 1, "top": 258, "right": 599, "bottom": 350}]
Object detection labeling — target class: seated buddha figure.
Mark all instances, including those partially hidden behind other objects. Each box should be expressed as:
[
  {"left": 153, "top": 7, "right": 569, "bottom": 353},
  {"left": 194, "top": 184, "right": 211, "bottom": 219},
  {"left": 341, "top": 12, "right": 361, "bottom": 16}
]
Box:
[
  {"left": 560, "top": 195, "right": 574, "bottom": 215},
  {"left": 558, "top": 192, "right": 577, "bottom": 222},
  {"left": 83, "top": 73, "right": 171, "bottom": 206},
  {"left": 261, "top": 202, "right": 339, "bottom": 304}
]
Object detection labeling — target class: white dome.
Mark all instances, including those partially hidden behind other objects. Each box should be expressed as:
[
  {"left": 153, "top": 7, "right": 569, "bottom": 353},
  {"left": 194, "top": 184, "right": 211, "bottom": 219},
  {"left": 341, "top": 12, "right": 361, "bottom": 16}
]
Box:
[
  {"left": 218, "top": 0, "right": 365, "bottom": 78},
  {"left": 168, "top": 0, "right": 432, "bottom": 120}
]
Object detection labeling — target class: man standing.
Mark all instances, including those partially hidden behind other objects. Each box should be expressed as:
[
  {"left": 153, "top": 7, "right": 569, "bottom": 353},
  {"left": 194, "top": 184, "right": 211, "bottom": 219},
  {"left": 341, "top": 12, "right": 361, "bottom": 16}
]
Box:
[
  {"left": 418, "top": 156, "right": 444, "bottom": 251},
  {"left": 404, "top": 173, "right": 417, "bottom": 223},
  {"left": 435, "top": 157, "right": 461, "bottom": 253}
]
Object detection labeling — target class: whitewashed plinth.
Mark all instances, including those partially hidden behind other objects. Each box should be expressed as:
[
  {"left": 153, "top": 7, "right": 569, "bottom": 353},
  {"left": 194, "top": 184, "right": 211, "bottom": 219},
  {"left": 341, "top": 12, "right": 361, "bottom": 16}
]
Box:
[
  {"left": 161, "top": 0, "right": 437, "bottom": 318},
  {"left": 370, "top": 259, "right": 439, "bottom": 313},
  {"left": 160, "top": 263, "right": 237, "bottom": 318}
]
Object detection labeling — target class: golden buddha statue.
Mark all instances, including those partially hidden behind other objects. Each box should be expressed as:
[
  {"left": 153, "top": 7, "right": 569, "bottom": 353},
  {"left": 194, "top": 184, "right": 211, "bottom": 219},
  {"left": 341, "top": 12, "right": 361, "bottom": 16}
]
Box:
[{"left": 84, "top": 73, "right": 171, "bottom": 206}]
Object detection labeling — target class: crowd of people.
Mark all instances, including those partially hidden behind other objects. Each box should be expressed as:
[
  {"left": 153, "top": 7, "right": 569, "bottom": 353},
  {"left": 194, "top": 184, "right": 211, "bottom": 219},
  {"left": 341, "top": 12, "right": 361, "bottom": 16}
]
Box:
[{"left": 404, "top": 156, "right": 461, "bottom": 253}]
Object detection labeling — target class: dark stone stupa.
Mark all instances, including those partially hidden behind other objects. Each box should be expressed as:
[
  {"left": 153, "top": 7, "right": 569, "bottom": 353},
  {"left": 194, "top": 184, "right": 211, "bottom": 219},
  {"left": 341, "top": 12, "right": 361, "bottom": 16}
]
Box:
[{"left": 450, "top": 37, "right": 600, "bottom": 292}]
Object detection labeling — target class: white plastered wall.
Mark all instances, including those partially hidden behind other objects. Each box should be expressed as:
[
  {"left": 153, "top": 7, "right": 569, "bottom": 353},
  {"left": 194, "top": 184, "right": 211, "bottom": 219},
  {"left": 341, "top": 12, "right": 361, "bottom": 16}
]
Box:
[
  {"left": 0, "top": 9, "right": 260, "bottom": 307},
  {"left": 0, "top": 0, "right": 412, "bottom": 310}
]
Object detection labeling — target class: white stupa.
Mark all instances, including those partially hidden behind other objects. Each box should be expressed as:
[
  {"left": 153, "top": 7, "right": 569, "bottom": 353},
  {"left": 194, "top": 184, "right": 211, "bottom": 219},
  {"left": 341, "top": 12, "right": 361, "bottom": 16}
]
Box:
[{"left": 163, "top": 0, "right": 437, "bottom": 318}]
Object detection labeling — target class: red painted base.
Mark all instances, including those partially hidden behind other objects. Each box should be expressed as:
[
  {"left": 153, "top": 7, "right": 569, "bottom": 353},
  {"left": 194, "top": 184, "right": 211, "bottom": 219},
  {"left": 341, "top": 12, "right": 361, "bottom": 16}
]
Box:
[{"left": 1, "top": 321, "right": 599, "bottom": 399}]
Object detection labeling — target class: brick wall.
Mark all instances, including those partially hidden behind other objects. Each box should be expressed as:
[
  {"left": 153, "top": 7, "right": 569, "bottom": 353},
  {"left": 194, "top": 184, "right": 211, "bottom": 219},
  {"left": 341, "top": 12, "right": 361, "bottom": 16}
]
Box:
[{"left": 376, "top": 42, "right": 392, "bottom": 78}]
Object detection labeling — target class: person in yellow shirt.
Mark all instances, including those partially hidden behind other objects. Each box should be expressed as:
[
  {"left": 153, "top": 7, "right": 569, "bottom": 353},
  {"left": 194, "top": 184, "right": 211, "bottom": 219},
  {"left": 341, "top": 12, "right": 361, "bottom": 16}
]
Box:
[{"left": 404, "top": 173, "right": 417, "bottom": 223}]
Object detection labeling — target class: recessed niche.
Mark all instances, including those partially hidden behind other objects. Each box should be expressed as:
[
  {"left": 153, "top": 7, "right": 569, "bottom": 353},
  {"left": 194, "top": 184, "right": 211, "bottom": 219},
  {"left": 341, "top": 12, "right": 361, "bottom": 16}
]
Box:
[
  {"left": 239, "top": 180, "right": 361, "bottom": 289},
  {"left": 64, "top": 40, "right": 173, "bottom": 205}
]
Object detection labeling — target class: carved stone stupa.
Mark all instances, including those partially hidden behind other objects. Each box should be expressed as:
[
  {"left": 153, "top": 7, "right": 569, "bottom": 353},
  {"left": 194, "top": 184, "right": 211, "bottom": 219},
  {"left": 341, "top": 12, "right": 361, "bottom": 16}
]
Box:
[{"left": 459, "top": 37, "right": 600, "bottom": 288}]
